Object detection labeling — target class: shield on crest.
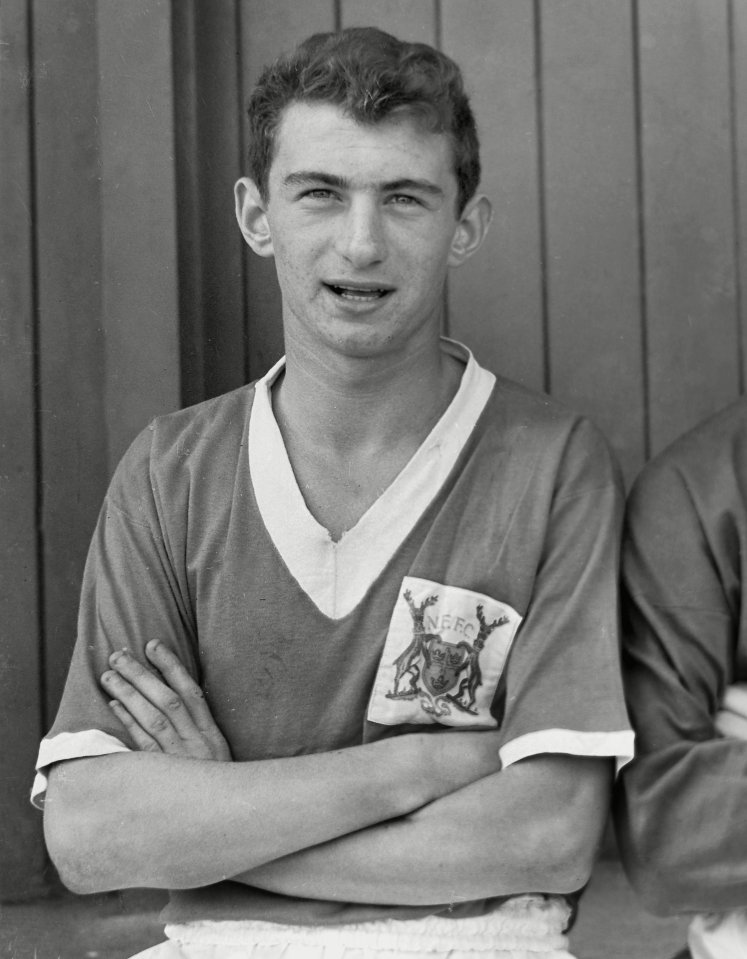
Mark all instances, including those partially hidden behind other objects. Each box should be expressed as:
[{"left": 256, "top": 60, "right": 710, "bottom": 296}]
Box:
[{"left": 421, "top": 635, "right": 469, "bottom": 697}]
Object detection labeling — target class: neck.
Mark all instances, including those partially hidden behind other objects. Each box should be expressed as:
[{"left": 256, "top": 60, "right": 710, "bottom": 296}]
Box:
[
  {"left": 273, "top": 335, "right": 463, "bottom": 456},
  {"left": 267, "top": 333, "right": 465, "bottom": 542}
]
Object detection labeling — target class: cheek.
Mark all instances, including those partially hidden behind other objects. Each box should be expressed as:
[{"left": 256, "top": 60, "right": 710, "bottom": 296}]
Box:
[
  {"left": 400, "top": 225, "right": 456, "bottom": 273},
  {"left": 271, "top": 237, "right": 307, "bottom": 285},
  {"left": 410, "top": 248, "right": 452, "bottom": 290},
  {"left": 272, "top": 226, "right": 323, "bottom": 272},
  {"left": 273, "top": 251, "right": 324, "bottom": 311}
]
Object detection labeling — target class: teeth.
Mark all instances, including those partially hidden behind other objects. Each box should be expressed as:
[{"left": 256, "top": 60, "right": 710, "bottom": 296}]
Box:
[{"left": 330, "top": 285, "right": 386, "bottom": 299}]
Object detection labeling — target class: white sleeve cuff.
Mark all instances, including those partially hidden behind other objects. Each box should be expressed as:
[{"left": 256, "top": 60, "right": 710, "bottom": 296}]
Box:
[
  {"left": 499, "top": 728, "right": 635, "bottom": 775},
  {"left": 31, "top": 730, "right": 132, "bottom": 809}
]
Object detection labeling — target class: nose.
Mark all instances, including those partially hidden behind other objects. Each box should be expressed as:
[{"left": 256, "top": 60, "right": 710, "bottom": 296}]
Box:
[{"left": 336, "top": 197, "right": 386, "bottom": 268}]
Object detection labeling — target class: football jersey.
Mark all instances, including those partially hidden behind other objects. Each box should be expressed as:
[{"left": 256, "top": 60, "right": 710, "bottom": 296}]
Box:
[{"left": 34, "top": 340, "right": 633, "bottom": 926}]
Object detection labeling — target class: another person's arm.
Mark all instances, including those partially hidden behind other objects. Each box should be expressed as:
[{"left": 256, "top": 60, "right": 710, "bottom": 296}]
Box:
[{"left": 614, "top": 457, "right": 747, "bottom": 915}]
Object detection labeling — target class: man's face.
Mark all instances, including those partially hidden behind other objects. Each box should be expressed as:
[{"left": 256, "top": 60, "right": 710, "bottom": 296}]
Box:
[{"left": 255, "top": 101, "right": 469, "bottom": 362}]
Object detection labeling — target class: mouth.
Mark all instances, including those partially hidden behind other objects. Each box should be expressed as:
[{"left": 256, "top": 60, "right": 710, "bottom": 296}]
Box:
[{"left": 323, "top": 282, "right": 393, "bottom": 302}]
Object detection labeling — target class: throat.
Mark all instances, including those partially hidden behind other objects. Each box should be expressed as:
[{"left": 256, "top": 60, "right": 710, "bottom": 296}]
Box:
[{"left": 286, "top": 442, "right": 412, "bottom": 542}]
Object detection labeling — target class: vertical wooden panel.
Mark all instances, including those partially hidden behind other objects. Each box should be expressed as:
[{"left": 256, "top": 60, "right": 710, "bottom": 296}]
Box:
[
  {"left": 541, "top": 0, "right": 645, "bottom": 482},
  {"left": 173, "top": 1, "right": 247, "bottom": 406},
  {"left": 639, "top": 0, "right": 740, "bottom": 455},
  {"left": 733, "top": 0, "right": 747, "bottom": 391},
  {"left": 0, "top": 0, "right": 47, "bottom": 899},
  {"left": 97, "top": 0, "right": 181, "bottom": 471},
  {"left": 443, "top": 0, "right": 544, "bottom": 390},
  {"left": 239, "top": 0, "right": 336, "bottom": 380},
  {"left": 342, "top": 0, "right": 436, "bottom": 42},
  {"left": 171, "top": 2, "right": 207, "bottom": 406},
  {"left": 33, "top": 0, "right": 109, "bottom": 722}
]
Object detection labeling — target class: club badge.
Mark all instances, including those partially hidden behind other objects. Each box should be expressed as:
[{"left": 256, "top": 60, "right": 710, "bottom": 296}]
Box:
[{"left": 367, "top": 576, "right": 522, "bottom": 728}]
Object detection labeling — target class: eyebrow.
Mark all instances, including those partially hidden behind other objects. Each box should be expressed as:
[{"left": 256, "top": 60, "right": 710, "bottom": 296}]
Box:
[{"left": 283, "top": 171, "right": 444, "bottom": 198}]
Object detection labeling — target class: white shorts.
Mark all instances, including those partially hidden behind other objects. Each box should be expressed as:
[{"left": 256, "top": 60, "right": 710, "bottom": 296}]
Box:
[{"left": 130, "top": 895, "right": 575, "bottom": 959}]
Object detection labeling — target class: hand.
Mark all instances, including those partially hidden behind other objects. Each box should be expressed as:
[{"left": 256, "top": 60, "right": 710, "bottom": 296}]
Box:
[{"left": 101, "top": 640, "right": 232, "bottom": 761}]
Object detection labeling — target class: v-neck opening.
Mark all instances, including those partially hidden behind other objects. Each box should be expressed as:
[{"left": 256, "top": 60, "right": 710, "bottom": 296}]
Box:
[{"left": 248, "top": 339, "right": 495, "bottom": 619}]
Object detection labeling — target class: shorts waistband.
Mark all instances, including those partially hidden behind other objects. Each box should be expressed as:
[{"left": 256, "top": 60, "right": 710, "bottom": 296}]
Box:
[{"left": 165, "top": 894, "right": 574, "bottom": 954}]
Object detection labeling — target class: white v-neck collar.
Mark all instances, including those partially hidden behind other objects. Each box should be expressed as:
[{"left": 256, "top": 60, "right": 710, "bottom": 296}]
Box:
[{"left": 248, "top": 339, "right": 495, "bottom": 620}]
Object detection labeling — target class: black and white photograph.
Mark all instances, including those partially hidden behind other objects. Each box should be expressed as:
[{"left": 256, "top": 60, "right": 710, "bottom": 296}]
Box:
[{"left": 2, "top": 3, "right": 746, "bottom": 958}]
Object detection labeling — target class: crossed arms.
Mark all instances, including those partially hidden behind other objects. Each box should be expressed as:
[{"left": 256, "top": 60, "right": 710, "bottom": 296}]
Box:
[
  {"left": 44, "top": 641, "right": 611, "bottom": 901},
  {"left": 42, "top": 408, "right": 625, "bottom": 906}
]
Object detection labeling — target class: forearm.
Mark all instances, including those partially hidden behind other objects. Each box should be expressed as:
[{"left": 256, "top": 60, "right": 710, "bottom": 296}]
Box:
[
  {"left": 615, "top": 739, "right": 747, "bottom": 915},
  {"left": 238, "top": 756, "right": 611, "bottom": 906},
  {"left": 44, "top": 731, "right": 500, "bottom": 894}
]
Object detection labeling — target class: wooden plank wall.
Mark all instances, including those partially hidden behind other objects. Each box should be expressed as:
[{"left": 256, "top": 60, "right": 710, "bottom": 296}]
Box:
[
  {"left": 0, "top": 0, "right": 47, "bottom": 900},
  {"left": 1, "top": 0, "right": 182, "bottom": 897},
  {"left": 2, "top": 0, "right": 746, "bottom": 897},
  {"left": 638, "top": 0, "right": 741, "bottom": 455}
]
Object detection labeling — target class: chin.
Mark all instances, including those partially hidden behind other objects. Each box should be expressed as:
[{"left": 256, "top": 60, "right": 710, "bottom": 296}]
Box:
[
  {"left": 317, "top": 322, "right": 392, "bottom": 357},
  {"left": 333, "top": 331, "right": 406, "bottom": 361}
]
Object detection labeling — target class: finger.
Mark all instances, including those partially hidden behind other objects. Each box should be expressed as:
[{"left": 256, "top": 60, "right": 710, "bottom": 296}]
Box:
[
  {"left": 108, "top": 700, "right": 161, "bottom": 753},
  {"left": 108, "top": 649, "right": 202, "bottom": 744},
  {"left": 101, "top": 667, "right": 185, "bottom": 753},
  {"left": 722, "top": 684, "right": 747, "bottom": 719},
  {"left": 145, "top": 641, "right": 226, "bottom": 744},
  {"left": 715, "top": 708, "right": 747, "bottom": 741}
]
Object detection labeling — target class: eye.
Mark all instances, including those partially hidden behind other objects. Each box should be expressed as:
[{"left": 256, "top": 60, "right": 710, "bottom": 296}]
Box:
[
  {"left": 388, "top": 194, "right": 420, "bottom": 207},
  {"left": 301, "top": 188, "right": 338, "bottom": 201}
]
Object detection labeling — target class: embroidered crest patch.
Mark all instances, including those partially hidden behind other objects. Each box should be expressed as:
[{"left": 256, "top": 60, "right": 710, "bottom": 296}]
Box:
[{"left": 367, "top": 576, "right": 522, "bottom": 728}]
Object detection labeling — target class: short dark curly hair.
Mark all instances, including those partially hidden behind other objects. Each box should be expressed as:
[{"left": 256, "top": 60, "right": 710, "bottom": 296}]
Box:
[{"left": 246, "top": 27, "right": 480, "bottom": 215}]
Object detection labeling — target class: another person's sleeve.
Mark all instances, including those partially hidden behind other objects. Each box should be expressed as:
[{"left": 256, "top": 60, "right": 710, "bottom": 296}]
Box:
[
  {"left": 614, "top": 461, "right": 747, "bottom": 915},
  {"left": 32, "top": 425, "right": 198, "bottom": 807},
  {"left": 496, "top": 419, "right": 634, "bottom": 772}
]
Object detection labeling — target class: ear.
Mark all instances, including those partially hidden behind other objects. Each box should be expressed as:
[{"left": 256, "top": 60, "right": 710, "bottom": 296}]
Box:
[
  {"left": 234, "top": 177, "right": 274, "bottom": 258},
  {"left": 448, "top": 194, "right": 492, "bottom": 268}
]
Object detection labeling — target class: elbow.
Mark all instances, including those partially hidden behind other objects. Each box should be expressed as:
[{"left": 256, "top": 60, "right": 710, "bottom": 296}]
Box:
[
  {"left": 43, "top": 762, "right": 133, "bottom": 894},
  {"left": 529, "top": 783, "right": 609, "bottom": 894},
  {"left": 519, "top": 756, "right": 612, "bottom": 894},
  {"left": 44, "top": 807, "right": 110, "bottom": 895},
  {"left": 617, "top": 833, "right": 711, "bottom": 917},
  {"left": 620, "top": 832, "right": 747, "bottom": 917},
  {"left": 521, "top": 780, "right": 609, "bottom": 894},
  {"left": 531, "top": 821, "right": 598, "bottom": 894},
  {"left": 477, "top": 812, "right": 600, "bottom": 898},
  {"left": 49, "top": 853, "right": 102, "bottom": 896},
  {"left": 556, "top": 837, "right": 597, "bottom": 892},
  {"left": 43, "top": 758, "right": 217, "bottom": 893},
  {"left": 615, "top": 802, "right": 711, "bottom": 916},
  {"left": 620, "top": 848, "right": 696, "bottom": 917}
]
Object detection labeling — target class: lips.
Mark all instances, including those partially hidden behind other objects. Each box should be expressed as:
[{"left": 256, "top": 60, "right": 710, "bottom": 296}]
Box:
[{"left": 324, "top": 282, "right": 392, "bottom": 301}]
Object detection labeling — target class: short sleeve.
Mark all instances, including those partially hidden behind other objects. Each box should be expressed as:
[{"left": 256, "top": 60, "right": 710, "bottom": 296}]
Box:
[
  {"left": 496, "top": 420, "right": 634, "bottom": 772},
  {"left": 32, "top": 424, "right": 199, "bottom": 807}
]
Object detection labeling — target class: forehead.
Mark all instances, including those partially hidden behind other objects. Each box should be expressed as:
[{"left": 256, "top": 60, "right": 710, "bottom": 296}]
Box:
[{"left": 270, "top": 101, "right": 456, "bottom": 191}]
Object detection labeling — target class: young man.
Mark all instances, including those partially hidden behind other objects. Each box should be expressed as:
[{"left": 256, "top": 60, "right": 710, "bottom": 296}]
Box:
[
  {"left": 36, "top": 28, "right": 633, "bottom": 959},
  {"left": 615, "top": 398, "right": 747, "bottom": 959}
]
